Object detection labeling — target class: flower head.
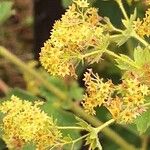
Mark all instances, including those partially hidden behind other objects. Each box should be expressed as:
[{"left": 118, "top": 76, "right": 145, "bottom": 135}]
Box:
[
  {"left": 82, "top": 71, "right": 150, "bottom": 124},
  {"left": 82, "top": 69, "right": 114, "bottom": 115},
  {"left": 73, "top": 0, "right": 89, "bottom": 8},
  {"left": 40, "top": 1, "right": 108, "bottom": 77},
  {"left": 106, "top": 78, "right": 149, "bottom": 124},
  {"left": 0, "top": 95, "right": 62, "bottom": 150},
  {"left": 134, "top": 8, "right": 150, "bottom": 37}
]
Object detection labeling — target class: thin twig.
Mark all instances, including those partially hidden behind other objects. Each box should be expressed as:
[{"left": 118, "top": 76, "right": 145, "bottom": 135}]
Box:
[{"left": 0, "top": 79, "right": 10, "bottom": 94}]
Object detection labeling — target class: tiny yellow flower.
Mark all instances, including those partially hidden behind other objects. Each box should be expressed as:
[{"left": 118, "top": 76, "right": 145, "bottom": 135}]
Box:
[{"left": 73, "top": 0, "right": 89, "bottom": 8}]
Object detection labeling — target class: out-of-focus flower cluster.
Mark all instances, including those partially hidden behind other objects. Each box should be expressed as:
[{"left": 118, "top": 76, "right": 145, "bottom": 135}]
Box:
[
  {"left": 0, "top": 95, "right": 62, "bottom": 150},
  {"left": 82, "top": 70, "right": 149, "bottom": 124},
  {"left": 134, "top": 8, "right": 150, "bottom": 37},
  {"left": 144, "top": 0, "right": 150, "bottom": 5},
  {"left": 40, "top": 0, "right": 109, "bottom": 77},
  {"left": 23, "top": 61, "right": 39, "bottom": 95}
]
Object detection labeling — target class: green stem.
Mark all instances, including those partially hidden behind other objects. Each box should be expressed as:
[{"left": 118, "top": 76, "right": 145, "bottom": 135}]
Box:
[
  {"left": 132, "top": 32, "right": 149, "bottom": 47},
  {"left": 0, "top": 46, "right": 67, "bottom": 100},
  {"left": 80, "top": 50, "right": 101, "bottom": 58},
  {"left": 116, "top": 0, "right": 129, "bottom": 20},
  {"left": 0, "top": 79, "right": 10, "bottom": 94},
  {"left": 71, "top": 103, "right": 137, "bottom": 150},
  {"left": 50, "top": 134, "right": 89, "bottom": 150},
  {"left": 0, "top": 46, "right": 137, "bottom": 150},
  {"left": 141, "top": 135, "right": 148, "bottom": 150},
  {"left": 105, "top": 50, "right": 140, "bottom": 69},
  {"left": 80, "top": 48, "right": 139, "bottom": 69},
  {"left": 95, "top": 119, "right": 115, "bottom": 133},
  {"left": 142, "top": 102, "right": 150, "bottom": 107},
  {"left": 71, "top": 133, "right": 89, "bottom": 144},
  {"left": 112, "top": 27, "right": 123, "bottom": 33},
  {"left": 57, "top": 126, "right": 84, "bottom": 130},
  {"left": 80, "top": 47, "right": 140, "bottom": 69}
]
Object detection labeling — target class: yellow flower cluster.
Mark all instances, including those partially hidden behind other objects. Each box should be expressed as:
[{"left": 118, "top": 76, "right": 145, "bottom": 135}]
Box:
[
  {"left": 134, "top": 8, "right": 150, "bottom": 37},
  {"left": 74, "top": 0, "right": 89, "bottom": 7},
  {"left": 106, "top": 78, "right": 149, "bottom": 123},
  {"left": 40, "top": 0, "right": 108, "bottom": 77},
  {"left": 0, "top": 95, "right": 62, "bottom": 150},
  {"left": 145, "top": 0, "right": 150, "bottom": 5},
  {"left": 82, "top": 69, "right": 114, "bottom": 115},
  {"left": 82, "top": 70, "right": 149, "bottom": 124}
]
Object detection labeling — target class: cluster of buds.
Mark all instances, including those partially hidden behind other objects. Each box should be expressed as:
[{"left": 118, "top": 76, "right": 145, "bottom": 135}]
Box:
[
  {"left": 40, "top": 0, "right": 109, "bottom": 77},
  {"left": 0, "top": 96, "right": 62, "bottom": 150},
  {"left": 82, "top": 70, "right": 149, "bottom": 124}
]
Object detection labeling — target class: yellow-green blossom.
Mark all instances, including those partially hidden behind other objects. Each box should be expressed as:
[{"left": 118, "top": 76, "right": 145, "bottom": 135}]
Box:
[
  {"left": 40, "top": 1, "right": 109, "bottom": 77},
  {"left": 0, "top": 95, "right": 62, "bottom": 150}
]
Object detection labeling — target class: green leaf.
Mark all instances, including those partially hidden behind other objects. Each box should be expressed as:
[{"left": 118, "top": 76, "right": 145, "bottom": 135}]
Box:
[
  {"left": 42, "top": 101, "right": 82, "bottom": 150},
  {"left": 61, "top": 0, "right": 72, "bottom": 8},
  {"left": 135, "top": 108, "right": 150, "bottom": 134},
  {"left": 75, "top": 116, "right": 92, "bottom": 131},
  {"left": 134, "top": 46, "right": 150, "bottom": 67},
  {"left": 40, "top": 86, "right": 82, "bottom": 150},
  {"left": 68, "top": 82, "right": 83, "bottom": 101},
  {"left": 7, "top": 88, "right": 38, "bottom": 101},
  {"left": 61, "top": 0, "right": 95, "bottom": 8},
  {"left": 0, "top": 139, "right": 6, "bottom": 150},
  {"left": 122, "top": 9, "right": 137, "bottom": 29},
  {"left": 114, "top": 9, "right": 137, "bottom": 46},
  {"left": 23, "top": 144, "right": 35, "bottom": 150},
  {"left": 76, "top": 117, "right": 102, "bottom": 150},
  {"left": 0, "top": 1, "right": 14, "bottom": 24},
  {"left": 85, "top": 132, "right": 102, "bottom": 150},
  {"left": 115, "top": 54, "right": 136, "bottom": 71}
]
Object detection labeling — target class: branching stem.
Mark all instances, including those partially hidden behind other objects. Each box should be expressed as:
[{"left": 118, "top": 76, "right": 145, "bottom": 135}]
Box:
[
  {"left": 105, "top": 50, "right": 140, "bottom": 69},
  {"left": 141, "top": 135, "right": 148, "bottom": 150},
  {"left": 80, "top": 48, "right": 139, "bottom": 69},
  {"left": 132, "top": 32, "right": 149, "bottom": 47},
  {"left": 115, "top": 0, "right": 129, "bottom": 20},
  {"left": 71, "top": 103, "right": 137, "bottom": 150},
  {"left": 57, "top": 126, "right": 84, "bottom": 130},
  {"left": 95, "top": 119, "right": 115, "bottom": 133},
  {"left": 0, "top": 46, "right": 137, "bottom": 150},
  {"left": 0, "top": 46, "right": 67, "bottom": 100},
  {"left": 50, "top": 134, "right": 89, "bottom": 150}
]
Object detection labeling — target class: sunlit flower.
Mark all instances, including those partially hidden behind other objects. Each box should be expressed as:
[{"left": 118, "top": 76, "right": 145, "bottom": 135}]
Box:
[
  {"left": 40, "top": 1, "right": 108, "bottom": 77},
  {"left": 134, "top": 9, "right": 150, "bottom": 37},
  {"left": 106, "top": 78, "right": 149, "bottom": 123}
]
